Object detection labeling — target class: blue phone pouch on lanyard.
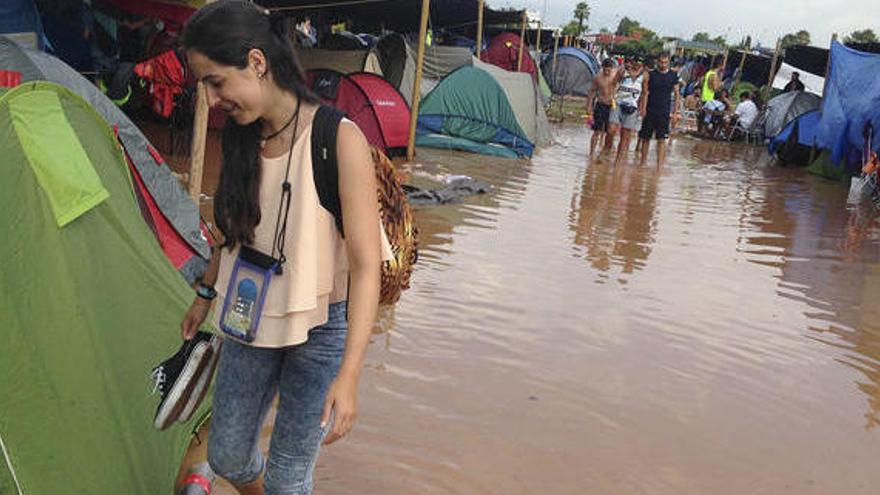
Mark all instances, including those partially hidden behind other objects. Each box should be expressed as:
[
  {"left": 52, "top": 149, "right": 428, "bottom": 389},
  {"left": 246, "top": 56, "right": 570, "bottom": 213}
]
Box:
[{"left": 219, "top": 246, "right": 279, "bottom": 342}]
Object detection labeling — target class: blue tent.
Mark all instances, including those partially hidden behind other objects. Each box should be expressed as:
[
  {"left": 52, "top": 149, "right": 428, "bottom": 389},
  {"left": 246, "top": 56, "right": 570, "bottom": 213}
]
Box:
[
  {"left": 816, "top": 42, "right": 880, "bottom": 165},
  {"left": 769, "top": 110, "right": 820, "bottom": 165}
]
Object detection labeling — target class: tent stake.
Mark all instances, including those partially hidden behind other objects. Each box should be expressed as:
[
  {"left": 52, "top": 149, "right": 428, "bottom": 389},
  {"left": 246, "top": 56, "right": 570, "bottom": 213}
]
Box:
[
  {"left": 517, "top": 11, "right": 527, "bottom": 72},
  {"left": 406, "top": 0, "right": 431, "bottom": 161}
]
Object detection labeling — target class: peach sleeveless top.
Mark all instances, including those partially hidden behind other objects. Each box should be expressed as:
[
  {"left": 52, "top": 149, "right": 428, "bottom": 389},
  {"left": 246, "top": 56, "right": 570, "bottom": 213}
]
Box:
[{"left": 214, "top": 119, "right": 392, "bottom": 348}]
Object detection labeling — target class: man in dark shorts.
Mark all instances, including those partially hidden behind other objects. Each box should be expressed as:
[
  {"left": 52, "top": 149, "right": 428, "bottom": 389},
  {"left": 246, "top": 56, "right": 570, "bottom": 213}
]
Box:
[
  {"left": 638, "top": 52, "right": 680, "bottom": 166},
  {"left": 586, "top": 58, "right": 621, "bottom": 156}
]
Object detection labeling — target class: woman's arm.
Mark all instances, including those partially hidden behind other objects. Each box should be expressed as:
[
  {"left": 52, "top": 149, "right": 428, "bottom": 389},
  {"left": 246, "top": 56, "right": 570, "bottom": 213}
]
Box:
[
  {"left": 181, "top": 246, "right": 221, "bottom": 340},
  {"left": 321, "top": 120, "right": 382, "bottom": 444}
]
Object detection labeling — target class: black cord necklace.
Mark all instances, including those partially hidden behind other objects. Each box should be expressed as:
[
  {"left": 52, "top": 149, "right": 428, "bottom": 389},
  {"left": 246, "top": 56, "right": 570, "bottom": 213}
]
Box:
[{"left": 260, "top": 105, "right": 298, "bottom": 148}]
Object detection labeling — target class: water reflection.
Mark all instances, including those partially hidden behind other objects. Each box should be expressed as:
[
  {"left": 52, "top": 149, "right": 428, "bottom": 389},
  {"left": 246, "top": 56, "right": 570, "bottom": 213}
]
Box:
[
  {"left": 738, "top": 162, "right": 880, "bottom": 429},
  {"left": 569, "top": 159, "right": 661, "bottom": 281}
]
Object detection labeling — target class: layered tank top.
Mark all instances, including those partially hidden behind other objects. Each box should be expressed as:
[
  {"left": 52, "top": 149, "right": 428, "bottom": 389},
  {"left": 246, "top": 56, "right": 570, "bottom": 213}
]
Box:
[{"left": 213, "top": 119, "right": 392, "bottom": 348}]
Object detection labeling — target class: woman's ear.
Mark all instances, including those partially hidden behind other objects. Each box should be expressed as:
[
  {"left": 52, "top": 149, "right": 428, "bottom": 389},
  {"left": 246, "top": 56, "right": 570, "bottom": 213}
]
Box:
[{"left": 247, "top": 48, "right": 268, "bottom": 78}]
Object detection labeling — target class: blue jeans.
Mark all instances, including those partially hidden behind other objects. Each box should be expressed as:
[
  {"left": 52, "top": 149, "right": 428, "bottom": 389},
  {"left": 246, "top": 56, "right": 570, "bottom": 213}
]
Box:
[{"left": 208, "top": 302, "right": 347, "bottom": 494}]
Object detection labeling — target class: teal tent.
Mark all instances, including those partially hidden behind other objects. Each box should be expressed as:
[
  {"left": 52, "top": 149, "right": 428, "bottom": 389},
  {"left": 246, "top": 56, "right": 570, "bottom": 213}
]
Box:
[
  {"left": 0, "top": 82, "right": 210, "bottom": 494},
  {"left": 416, "top": 66, "right": 534, "bottom": 159}
]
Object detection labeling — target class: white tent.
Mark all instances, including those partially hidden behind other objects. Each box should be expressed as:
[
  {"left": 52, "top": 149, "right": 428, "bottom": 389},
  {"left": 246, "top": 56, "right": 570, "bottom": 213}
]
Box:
[{"left": 772, "top": 62, "right": 824, "bottom": 96}]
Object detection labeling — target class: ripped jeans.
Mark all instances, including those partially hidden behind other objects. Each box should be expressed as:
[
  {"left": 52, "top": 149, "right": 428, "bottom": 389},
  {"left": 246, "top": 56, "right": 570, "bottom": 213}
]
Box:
[{"left": 208, "top": 302, "right": 347, "bottom": 495}]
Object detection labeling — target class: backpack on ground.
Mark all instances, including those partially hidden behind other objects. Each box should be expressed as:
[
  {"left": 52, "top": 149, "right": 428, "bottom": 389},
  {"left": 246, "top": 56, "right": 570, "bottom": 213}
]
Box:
[{"left": 311, "top": 105, "right": 418, "bottom": 305}]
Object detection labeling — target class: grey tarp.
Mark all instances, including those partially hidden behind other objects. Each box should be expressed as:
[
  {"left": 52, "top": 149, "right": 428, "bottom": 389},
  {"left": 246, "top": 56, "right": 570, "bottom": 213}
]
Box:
[
  {"left": 474, "top": 58, "right": 553, "bottom": 147},
  {"left": 763, "top": 90, "right": 822, "bottom": 139},
  {"left": 400, "top": 43, "right": 473, "bottom": 106},
  {"left": 0, "top": 36, "right": 209, "bottom": 281}
]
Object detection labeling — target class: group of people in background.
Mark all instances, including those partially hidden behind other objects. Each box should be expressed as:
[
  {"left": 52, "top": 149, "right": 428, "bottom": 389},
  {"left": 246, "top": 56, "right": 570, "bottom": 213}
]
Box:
[
  {"left": 586, "top": 52, "right": 680, "bottom": 166},
  {"left": 586, "top": 51, "right": 811, "bottom": 162}
]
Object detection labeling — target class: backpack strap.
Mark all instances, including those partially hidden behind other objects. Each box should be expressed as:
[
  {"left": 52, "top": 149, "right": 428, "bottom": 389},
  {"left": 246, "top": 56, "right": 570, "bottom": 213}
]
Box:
[{"left": 311, "top": 105, "right": 346, "bottom": 237}]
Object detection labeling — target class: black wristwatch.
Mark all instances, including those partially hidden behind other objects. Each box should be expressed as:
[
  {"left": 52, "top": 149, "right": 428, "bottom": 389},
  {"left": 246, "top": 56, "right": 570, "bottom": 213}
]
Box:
[{"left": 196, "top": 283, "right": 217, "bottom": 301}]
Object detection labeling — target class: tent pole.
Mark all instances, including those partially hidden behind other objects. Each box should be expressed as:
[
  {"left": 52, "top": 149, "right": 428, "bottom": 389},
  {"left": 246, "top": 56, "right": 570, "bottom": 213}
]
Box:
[
  {"left": 535, "top": 21, "right": 542, "bottom": 53},
  {"left": 733, "top": 49, "right": 746, "bottom": 91},
  {"left": 406, "top": 0, "right": 431, "bottom": 161},
  {"left": 721, "top": 47, "right": 729, "bottom": 70},
  {"left": 475, "top": 0, "right": 484, "bottom": 60},
  {"left": 810, "top": 33, "right": 837, "bottom": 164},
  {"left": 187, "top": 0, "right": 216, "bottom": 203},
  {"left": 764, "top": 38, "right": 781, "bottom": 102},
  {"left": 551, "top": 30, "right": 560, "bottom": 74},
  {"left": 517, "top": 11, "right": 527, "bottom": 72}
]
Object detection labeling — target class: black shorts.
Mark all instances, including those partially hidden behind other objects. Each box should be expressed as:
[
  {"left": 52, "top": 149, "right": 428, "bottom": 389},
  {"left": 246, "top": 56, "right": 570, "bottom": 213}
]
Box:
[
  {"left": 639, "top": 112, "right": 670, "bottom": 140},
  {"left": 592, "top": 102, "right": 611, "bottom": 132}
]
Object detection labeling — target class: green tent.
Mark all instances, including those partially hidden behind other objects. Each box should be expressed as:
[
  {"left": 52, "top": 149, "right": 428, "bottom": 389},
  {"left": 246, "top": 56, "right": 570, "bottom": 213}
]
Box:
[
  {"left": 0, "top": 82, "right": 210, "bottom": 494},
  {"left": 416, "top": 66, "right": 534, "bottom": 159}
]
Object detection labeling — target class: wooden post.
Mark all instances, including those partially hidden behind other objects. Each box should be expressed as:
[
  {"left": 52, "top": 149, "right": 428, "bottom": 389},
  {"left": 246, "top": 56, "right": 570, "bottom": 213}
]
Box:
[
  {"left": 721, "top": 47, "right": 729, "bottom": 71},
  {"left": 475, "top": 0, "right": 484, "bottom": 60},
  {"left": 535, "top": 21, "right": 542, "bottom": 53},
  {"left": 406, "top": 0, "right": 431, "bottom": 161},
  {"left": 733, "top": 49, "right": 747, "bottom": 91},
  {"left": 517, "top": 10, "right": 527, "bottom": 72},
  {"left": 187, "top": 0, "right": 217, "bottom": 202},
  {"left": 810, "top": 33, "right": 837, "bottom": 164},
  {"left": 551, "top": 30, "right": 560, "bottom": 74},
  {"left": 764, "top": 38, "right": 781, "bottom": 101},
  {"left": 821, "top": 33, "right": 837, "bottom": 95}
]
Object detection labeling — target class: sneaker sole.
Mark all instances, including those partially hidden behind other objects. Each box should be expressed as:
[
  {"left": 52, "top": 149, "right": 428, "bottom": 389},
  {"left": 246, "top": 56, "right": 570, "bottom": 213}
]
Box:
[
  {"left": 177, "top": 335, "right": 222, "bottom": 424},
  {"left": 154, "top": 341, "right": 213, "bottom": 430}
]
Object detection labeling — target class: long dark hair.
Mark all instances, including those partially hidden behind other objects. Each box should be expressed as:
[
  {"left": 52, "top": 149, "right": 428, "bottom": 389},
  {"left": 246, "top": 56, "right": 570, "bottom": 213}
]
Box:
[{"left": 183, "top": 0, "right": 318, "bottom": 249}]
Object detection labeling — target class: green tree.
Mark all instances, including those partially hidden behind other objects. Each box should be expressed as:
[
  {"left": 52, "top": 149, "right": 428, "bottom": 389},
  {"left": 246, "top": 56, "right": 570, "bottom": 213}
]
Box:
[
  {"left": 780, "top": 30, "right": 811, "bottom": 48},
  {"left": 845, "top": 29, "right": 878, "bottom": 44},
  {"left": 616, "top": 17, "right": 641, "bottom": 36},
  {"left": 561, "top": 21, "right": 582, "bottom": 37},
  {"left": 692, "top": 32, "right": 711, "bottom": 43},
  {"left": 574, "top": 2, "right": 590, "bottom": 34},
  {"left": 599, "top": 27, "right": 610, "bottom": 34}
]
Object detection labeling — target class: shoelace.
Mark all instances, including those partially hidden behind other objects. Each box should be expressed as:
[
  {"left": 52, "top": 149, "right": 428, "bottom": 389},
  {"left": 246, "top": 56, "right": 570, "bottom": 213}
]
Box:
[{"left": 150, "top": 366, "right": 167, "bottom": 396}]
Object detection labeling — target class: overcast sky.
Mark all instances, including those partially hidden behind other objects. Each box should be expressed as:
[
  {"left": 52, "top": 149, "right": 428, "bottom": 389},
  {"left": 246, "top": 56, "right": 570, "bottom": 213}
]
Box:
[{"left": 490, "top": 0, "right": 880, "bottom": 48}]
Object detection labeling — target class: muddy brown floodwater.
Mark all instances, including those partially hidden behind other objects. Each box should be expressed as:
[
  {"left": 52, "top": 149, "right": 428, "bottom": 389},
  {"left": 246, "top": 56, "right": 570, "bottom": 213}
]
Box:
[{"left": 156, "top": 122, "right": 880, "bottom": 494}]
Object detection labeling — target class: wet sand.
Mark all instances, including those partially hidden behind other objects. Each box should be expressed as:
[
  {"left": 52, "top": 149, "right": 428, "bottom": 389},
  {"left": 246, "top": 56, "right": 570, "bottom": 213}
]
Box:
[{"left": 151, "top": 122, "right": 880, "bottom": 494}]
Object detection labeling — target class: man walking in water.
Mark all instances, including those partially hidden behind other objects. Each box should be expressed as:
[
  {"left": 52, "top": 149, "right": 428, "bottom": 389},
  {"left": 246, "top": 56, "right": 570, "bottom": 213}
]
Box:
[
  {"left": 639, "top": 52, "right": 680, "bottom": 166},
  {"left": 609, "top": 57, "right": 644, "bottom": 164},
  {"left": 586, "top": 58, "right": 622, "bottom": 156}
]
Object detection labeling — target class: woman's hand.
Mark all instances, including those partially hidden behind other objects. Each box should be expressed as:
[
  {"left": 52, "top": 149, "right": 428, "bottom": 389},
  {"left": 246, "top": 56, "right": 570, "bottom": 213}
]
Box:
[
  {"left": 321, "top": 374, "right": 359, "bottom": 445},
  {"left": 181, "top": 297, "right": 211, "bottom": 340}
]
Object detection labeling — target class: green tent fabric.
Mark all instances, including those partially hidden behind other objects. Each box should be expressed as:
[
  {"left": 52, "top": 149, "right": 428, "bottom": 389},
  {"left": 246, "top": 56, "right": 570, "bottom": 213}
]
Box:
[
  {"left": 0, "top": 82, "right": 210, "bottom": 494},
  {"left": 416, "top": 66, "right": 534, "bottom": 158},
  {"left": 9, "top": 87, "right": 109, "bottom": 227}
]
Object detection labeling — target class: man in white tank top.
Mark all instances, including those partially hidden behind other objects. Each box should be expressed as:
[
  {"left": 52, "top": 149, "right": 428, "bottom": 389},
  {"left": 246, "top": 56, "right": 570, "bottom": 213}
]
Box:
[{"left": 609, "top": 58, "right": 644, "bottom": 164}]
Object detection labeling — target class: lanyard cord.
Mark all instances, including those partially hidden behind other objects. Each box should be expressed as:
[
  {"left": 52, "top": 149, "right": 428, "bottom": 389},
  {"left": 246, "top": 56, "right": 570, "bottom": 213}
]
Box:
[{"left": 269, "top": 99, "right": 302, "bottom": 270}]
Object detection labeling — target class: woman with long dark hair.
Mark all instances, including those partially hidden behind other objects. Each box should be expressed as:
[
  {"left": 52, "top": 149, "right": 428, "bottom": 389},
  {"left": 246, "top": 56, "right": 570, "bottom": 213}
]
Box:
[{"left": 178, "top": 2, "right": 384, "bottom": 493}]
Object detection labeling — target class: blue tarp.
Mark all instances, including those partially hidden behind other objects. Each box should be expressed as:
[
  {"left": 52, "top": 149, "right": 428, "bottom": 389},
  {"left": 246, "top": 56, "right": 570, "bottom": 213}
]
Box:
[
  {"left": 0, "top": 0, "right": 43, "bottom": 45},
  {"left": 816, "top": 41, "right": 880, "bottom": 165},
  {"left": 770, "top": 110, "right": 820, "bottom": 154}
]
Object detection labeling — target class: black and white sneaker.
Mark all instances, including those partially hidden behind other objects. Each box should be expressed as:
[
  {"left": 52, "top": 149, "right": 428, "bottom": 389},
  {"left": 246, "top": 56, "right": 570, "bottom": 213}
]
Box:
[
  {"left": 177, "top": 334, "right": 222, "bottom": 424},
  {"left": 151, "top": 331, "right": 216, "bottom": 430}
]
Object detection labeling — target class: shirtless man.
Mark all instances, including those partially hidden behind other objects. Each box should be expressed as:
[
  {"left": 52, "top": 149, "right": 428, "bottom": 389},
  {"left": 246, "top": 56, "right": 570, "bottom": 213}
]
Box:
[{"left": 586, "top": 58, "right": 622, "bottom": 156}]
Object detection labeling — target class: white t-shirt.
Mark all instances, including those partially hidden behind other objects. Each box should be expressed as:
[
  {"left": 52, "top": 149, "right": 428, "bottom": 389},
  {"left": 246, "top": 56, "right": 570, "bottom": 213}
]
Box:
[
  {"left": 615, "top": 72, "right": 643, "bottom": 108},
  {"left": 735, "top": 100, "right": 758, "bottom": 127}
]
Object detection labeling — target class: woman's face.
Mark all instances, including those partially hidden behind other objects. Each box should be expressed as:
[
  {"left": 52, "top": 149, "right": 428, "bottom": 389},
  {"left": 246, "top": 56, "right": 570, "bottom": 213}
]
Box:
[{"left": 187, "top": 49, "right": 266, "bottom": 125}]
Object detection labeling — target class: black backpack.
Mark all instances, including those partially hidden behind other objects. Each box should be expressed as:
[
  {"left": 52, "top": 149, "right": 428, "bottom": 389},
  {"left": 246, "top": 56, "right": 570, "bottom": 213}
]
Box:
[{"left": 310, "top": 105, "right": 418, "bottom": 305}]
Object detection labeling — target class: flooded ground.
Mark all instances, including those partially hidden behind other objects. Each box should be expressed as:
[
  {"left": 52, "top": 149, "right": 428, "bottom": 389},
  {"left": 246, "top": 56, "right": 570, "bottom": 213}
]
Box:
[{"left": 154, "top": 123, "right": 880, "bottom": 494}]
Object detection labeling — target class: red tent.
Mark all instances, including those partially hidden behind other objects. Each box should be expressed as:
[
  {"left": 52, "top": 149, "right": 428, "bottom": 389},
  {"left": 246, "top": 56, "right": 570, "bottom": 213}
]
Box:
[
  {"left": 307, "top": 69, "right": 411, "bottom": 155},
  {"left": 481, "top": 32, "right": 538, "bottom": 83}
]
